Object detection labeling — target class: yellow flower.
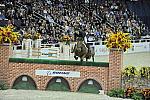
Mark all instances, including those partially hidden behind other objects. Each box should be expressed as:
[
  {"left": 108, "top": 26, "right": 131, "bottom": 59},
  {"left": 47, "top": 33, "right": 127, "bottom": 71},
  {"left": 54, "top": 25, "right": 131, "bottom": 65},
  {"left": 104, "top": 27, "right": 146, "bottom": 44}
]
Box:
[
  {"left": 33, "top": 33, "right": 41, "bottom": 40},
  {"left": 106, "top": 31, "right": 132, "bottom": 52},
  {"left": 0, "top": 25, "right": 20, "bottom": 45}
]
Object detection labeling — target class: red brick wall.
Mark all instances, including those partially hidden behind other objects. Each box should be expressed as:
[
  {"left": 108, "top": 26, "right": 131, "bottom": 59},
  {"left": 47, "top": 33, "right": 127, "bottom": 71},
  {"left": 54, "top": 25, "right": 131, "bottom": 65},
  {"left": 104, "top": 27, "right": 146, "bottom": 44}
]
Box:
[
  {"left": 0, "top": 45, "right": 12, "bottom": 83},
  {"left": 108, "top": 49, "right": 123, "bottom": 91},
  {"left": 8, "top": 63, "right": 109, "bottom": 92},
  {"left": 0, "top": 46, "right": 122, "bottom": 92}
]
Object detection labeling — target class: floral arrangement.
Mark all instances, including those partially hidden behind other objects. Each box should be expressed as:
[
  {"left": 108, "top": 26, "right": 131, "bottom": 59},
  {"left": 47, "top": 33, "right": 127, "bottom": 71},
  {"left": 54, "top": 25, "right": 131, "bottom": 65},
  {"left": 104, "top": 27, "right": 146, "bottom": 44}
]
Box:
[
  {"left": 23, "top": 33, "right": 32, "bottom": 39},
  {"left": 105, "top": 31, "right": 132, "bottom": 52},
  {"left": 122, "top": 65, "right": 150, "bottom": 98},
  {"left": 139, "top": 67, "right": 149, "bottom": 79},
  {"left": 125, "top": 87, "right": 135, "bottom": 97},
  {"left": 33, "top": 33, "right": 41, "bottom": 40},
  {"left": 108, "top": 87, "right": 148, "bottom": 99},
  {"left": 125, "top": 87, "right": 150, "bottom": 99},
  {"left": 61, "top": 35, "right": 72, "bottom": 45},
  {"left": 142, "top": 88, "right": 150, "bottom": 97},
  {"left": 122, "top": 65, "right": 138, "bottom": 78},
  {"left": 122, "top": 66, "right": 150, "bottom": 79},
  {"left": 0, "top": 25, "right": 20, "bottom": 45}
]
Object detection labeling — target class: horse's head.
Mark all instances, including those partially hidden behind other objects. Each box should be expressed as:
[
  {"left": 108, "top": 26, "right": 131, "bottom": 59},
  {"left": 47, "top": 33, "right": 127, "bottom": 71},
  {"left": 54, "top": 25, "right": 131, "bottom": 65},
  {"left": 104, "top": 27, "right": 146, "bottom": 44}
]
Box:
[{"left": 72, "top": 40, "right": 90, "bottom": 62}]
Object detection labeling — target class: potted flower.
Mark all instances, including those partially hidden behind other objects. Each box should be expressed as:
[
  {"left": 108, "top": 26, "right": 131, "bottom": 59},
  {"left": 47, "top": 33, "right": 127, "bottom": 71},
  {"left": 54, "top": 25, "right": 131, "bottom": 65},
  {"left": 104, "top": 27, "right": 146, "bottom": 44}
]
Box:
[
  {"left": 0, "top": 25, "right": 20, "bottom": 46},
  {"left": 61, "top": 35, "right": 72, "bottom": 45},
  {"left": 105, "top": 31, "right": 132, "bottom": 52},
  {"left": 22, "top": 33, "right": 32, "bottom": 51},
  {"left": 33, "top": 33, "right": 41, "bottom": 40},
  {"left": 32, "top": 33, "right": 42, "bottom": 48},
  {"left": 23, "top": 33, "right": 32, "bottom": 39}
]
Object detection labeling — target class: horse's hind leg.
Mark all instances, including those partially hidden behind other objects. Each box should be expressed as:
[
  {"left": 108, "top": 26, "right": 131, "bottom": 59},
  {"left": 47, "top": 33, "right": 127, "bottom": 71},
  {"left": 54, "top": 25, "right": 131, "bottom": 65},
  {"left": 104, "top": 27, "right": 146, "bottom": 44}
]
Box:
[
  {"left": 74, "top": 56, "right": 78, "bottom": 60},
  {"left": 80, "top": 58, "right": 83, "bottom": 62},
  {"left": 92, "top": 56, "right": 94, "bottom": 62}
]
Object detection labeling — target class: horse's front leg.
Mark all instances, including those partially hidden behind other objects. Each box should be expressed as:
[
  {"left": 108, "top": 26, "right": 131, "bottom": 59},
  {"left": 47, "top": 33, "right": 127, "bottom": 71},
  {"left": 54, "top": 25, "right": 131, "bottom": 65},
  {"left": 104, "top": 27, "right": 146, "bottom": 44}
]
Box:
[{"left": 86, "top": 58, "right": 88, "bottom": 61}]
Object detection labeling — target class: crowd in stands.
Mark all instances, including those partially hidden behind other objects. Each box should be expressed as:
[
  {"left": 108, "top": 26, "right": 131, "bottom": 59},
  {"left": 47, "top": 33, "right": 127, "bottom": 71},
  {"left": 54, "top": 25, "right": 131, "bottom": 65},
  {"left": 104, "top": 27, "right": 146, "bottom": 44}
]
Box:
[
  {"left": 97, "top": 0, "right": 149, "bottom": 39},
  {"left": 0, "top": 0, "right": 149, "bottom": 44}
]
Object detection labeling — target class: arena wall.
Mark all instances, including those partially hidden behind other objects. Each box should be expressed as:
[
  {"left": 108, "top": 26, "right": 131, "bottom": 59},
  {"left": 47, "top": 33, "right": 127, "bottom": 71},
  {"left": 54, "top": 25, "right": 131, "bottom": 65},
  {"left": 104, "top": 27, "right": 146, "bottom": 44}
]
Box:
[{"left": 0, "top": 45, "right": 123, "bottom": 93}]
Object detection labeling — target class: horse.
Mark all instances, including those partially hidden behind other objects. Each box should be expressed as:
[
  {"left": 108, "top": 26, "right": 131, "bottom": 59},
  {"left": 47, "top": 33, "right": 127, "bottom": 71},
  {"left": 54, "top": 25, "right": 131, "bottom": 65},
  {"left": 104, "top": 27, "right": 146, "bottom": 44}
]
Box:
[{"left": 71, "top": 40, "right": 95, "bottom": 62}]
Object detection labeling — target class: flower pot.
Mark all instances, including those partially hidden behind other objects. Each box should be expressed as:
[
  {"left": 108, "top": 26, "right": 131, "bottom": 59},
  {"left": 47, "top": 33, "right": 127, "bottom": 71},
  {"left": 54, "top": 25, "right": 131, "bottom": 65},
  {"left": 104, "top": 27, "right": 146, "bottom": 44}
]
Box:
[{"left": 33, "top": 39, "right": 42, "bottom": 48}]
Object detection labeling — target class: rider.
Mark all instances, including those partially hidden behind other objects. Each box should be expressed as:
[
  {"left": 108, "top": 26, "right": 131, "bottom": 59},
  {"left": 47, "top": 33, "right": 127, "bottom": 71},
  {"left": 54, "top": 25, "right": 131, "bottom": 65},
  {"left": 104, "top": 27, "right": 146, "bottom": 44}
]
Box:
[{"left": 76, "top": 29, "right": 90, "bottom": 53}]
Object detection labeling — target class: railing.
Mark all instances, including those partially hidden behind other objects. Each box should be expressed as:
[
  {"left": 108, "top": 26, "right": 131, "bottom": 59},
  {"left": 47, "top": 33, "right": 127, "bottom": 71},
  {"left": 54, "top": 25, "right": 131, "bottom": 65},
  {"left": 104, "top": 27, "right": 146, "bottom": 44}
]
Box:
[
  {"left": 11, "top": 38, "right": 150, "bottom": 59},
  {"left": 131, "top": 39, "right": 150, "bottom": 43},
  {"left": 12, "top": 40, "right": 62, "bottom": 59},
  {"left": 86, "top": 39, "right": 150, "bottom": 46}
]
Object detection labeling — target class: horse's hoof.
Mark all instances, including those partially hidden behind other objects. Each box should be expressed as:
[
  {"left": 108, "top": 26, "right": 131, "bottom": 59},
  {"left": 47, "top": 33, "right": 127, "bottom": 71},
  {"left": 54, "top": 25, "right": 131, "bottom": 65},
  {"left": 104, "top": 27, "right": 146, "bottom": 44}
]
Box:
[
  {"left": 86, "top": 59, "right": 88, "bottom": 61},
  {"left": 74, "top": 56, "right": 78, "bottom": 60}
]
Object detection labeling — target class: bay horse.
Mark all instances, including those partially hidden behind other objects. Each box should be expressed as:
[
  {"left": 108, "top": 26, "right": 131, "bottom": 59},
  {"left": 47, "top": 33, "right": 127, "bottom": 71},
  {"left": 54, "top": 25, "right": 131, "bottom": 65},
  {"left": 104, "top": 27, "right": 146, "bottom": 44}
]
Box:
[{"left": 71, "top": 40, "right": 95, "bottom": 62}]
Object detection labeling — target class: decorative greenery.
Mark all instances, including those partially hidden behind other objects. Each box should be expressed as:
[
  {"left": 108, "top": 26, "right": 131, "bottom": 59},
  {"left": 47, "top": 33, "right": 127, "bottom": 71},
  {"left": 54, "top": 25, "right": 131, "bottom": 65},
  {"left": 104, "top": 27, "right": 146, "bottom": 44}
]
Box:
[
  {"left": 122, "top": 66, "right": 150, "bottom": 99},
  {"left": 142, "top": 88, "right": 150, "bottom": 98},
  {"left": 125, "top": 87, "right": 135, "bottom": 98},
  {"left": 0, "top": 81, "right": 8, "bottom": 90},
  {"left": 9, "top": 58, "right": 109, "bottom": 67},
  {"left": 105, "top": 31, "right": 132, "bottom": 52},
  {"left": 122, "top": 66, "right": 150, "bottom": 88},
  {"left": 148, "top": 67, "right": 150, "bottom": 79},
  {"left": 107, "top": 87, "right": 144, "bottom": 100},
  {"left": 0, "top": 25, "right": 20, "bottom": 45},
  {"left": 139, "top": 67, "right": 149, "bottom": 79},
  {"left": 131, "top": 92, "right": 144, "bottom": 100},
  {"left": 122, "top": 66, "right": 138, "bottom": 78},
  {"left": 107, "top": 88, "right": 125, "bottom": 98},
  {"left": 125, "top": 87, "right": 144, "bottom": 100}
]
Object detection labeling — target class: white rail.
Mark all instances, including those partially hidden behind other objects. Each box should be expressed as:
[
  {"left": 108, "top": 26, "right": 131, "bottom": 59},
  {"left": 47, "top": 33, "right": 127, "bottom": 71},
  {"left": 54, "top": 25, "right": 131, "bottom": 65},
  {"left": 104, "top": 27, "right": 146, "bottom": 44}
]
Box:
[{"left": 11, "top": 39, "right": 150, "bottom": 59}]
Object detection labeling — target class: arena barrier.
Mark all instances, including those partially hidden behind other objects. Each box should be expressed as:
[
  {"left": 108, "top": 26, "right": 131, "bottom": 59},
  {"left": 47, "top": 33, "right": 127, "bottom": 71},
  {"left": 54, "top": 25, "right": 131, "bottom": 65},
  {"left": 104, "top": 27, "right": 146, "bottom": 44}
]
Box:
[
  {"left": 0, "top": 45, "right": 123, "bottom": 93},
  {"left": 12, "top": 39, "right": 150, "bottom": 59}
]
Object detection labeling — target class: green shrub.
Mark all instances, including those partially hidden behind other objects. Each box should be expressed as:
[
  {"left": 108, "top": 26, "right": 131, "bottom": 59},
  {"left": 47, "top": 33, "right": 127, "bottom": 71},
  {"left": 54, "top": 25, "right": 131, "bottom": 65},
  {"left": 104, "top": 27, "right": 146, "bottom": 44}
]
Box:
[
  {"left": 107, "top": 88, "right": 145, "bottom": 100},
  {"left": 0, "top": 81, "right": 8, "bottom": 90},
  {"left": 107, "top": 88, "right": 124, "bottom": 98},
  {"left": 131, "top": 92, "right": 144, "bottom": 100}
]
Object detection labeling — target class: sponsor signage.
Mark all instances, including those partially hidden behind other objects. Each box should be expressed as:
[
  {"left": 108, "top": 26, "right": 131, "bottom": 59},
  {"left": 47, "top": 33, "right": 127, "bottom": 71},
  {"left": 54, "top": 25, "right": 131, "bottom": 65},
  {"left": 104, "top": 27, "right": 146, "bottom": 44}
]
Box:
[{"left": 35, "top": 70, "right": 80, "bottom": 78}]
